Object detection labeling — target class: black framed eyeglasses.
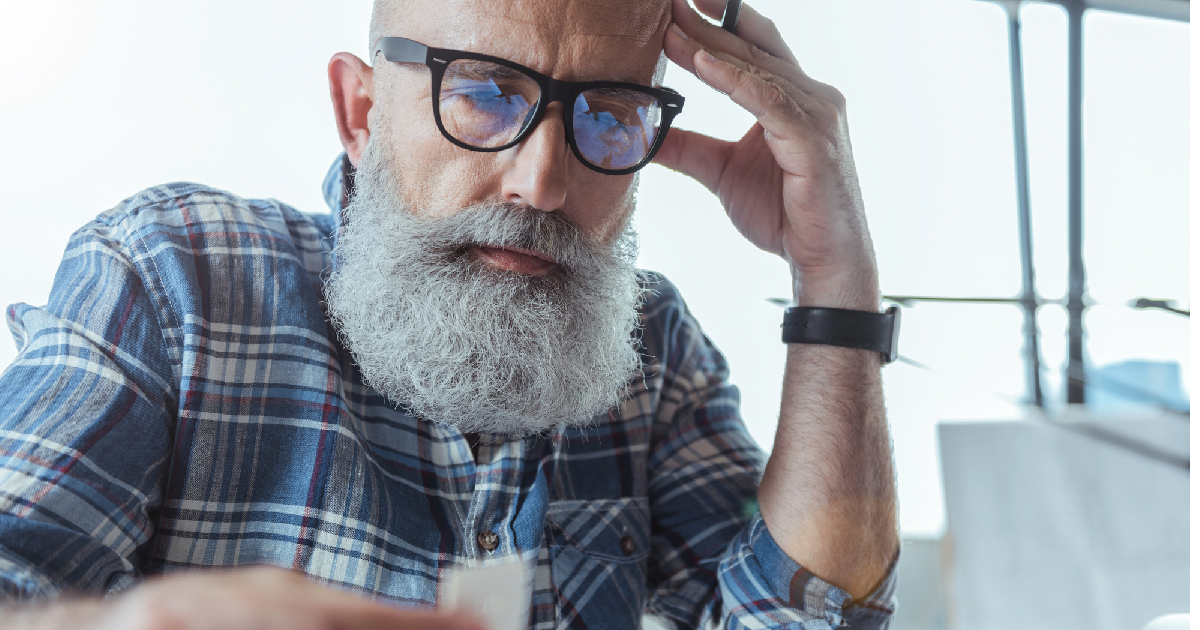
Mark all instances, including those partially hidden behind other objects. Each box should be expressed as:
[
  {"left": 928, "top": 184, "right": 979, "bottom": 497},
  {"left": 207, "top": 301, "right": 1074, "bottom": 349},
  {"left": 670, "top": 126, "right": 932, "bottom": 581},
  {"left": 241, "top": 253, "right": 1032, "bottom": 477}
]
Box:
[{"left": 373, "top": 37, "right": 685, "bottom": 176}]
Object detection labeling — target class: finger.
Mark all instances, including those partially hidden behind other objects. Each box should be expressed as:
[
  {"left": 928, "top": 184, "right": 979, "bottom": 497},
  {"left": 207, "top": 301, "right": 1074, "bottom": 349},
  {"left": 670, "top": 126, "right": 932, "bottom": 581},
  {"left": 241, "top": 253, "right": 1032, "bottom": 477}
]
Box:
[
  {"left": 663, "top": 23, "right": 702, "bottom": 75},
  {"left": 671, "top": 0, "right": 801, "bottom": 76},
  {"left": 670, "top": 0, "right": 847, "bottom": 108},
  {"left": 688, "top": 0, "right": 799, "bottom": 65},
  {"left": 653, "top": 127, "right": 734, "bottom": 194},
  {"left": 665, "top": 25, "right": 824, "bottom": 117},
  {"left": 692, "top": 49, "right": 817, "bottom": 147}
]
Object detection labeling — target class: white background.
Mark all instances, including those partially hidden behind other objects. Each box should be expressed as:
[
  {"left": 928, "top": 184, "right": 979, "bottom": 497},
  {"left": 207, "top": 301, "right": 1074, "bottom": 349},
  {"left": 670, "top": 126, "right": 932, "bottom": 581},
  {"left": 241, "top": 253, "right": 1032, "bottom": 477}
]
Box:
[{"left": 0, "top": 0, "right": 1189, "bottom": 536}]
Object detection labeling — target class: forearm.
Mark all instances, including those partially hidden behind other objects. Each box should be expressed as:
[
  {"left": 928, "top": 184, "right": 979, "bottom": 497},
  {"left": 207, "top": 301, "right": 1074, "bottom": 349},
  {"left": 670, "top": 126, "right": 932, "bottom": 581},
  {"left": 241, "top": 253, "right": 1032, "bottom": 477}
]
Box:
[
  {"left": 663, "top": 0, "right": 899, "bottom": 604},
  {"left": 757, "top": 271, "right": 899, "bottom": 600}
]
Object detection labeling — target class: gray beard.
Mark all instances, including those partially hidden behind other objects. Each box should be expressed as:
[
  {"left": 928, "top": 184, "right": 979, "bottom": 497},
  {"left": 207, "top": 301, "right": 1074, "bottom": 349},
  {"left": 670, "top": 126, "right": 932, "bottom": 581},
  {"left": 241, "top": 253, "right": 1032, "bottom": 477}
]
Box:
[{"left": 323, "top": 140, "right": 644, "bottom": 437}]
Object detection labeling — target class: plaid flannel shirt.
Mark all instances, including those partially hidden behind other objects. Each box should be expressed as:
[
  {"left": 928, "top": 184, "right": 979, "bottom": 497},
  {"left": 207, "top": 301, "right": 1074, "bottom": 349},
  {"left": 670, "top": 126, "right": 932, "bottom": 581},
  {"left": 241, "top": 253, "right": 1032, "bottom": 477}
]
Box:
[{"left": 0, "top": 155, "right": 896, "bottom": 629}]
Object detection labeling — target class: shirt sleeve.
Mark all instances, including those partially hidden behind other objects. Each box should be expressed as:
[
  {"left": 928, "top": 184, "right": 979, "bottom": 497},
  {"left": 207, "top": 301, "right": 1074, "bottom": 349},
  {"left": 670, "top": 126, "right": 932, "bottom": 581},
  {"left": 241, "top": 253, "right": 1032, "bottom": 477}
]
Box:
[
  {"left": 0, "top": 214, "right": 176, "bottom": 601},
  {"left": 715, "top": 514, "right": 899, "bottom": 629},
  {"left": 640, "top": 275, "right": 897, "bottom": 629}
]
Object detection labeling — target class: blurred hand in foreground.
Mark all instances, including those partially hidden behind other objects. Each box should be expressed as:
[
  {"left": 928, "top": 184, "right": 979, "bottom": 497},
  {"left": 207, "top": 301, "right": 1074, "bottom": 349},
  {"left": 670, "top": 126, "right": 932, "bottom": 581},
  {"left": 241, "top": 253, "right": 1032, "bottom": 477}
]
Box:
[{"left": 8, "top": 567, "right": 486, "bottom": 630}]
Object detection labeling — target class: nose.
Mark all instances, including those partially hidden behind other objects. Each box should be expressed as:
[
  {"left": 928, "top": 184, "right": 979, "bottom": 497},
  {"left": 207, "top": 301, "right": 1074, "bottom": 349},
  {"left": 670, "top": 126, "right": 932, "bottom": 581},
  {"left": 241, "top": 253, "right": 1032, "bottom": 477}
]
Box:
[{"left": 500, "top": 102, "right": 570, "bottom": 212}]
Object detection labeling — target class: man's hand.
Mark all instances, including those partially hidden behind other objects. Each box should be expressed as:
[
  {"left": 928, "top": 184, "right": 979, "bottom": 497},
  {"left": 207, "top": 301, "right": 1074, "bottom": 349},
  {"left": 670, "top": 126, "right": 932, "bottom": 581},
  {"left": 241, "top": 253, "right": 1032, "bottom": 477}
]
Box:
[
  {"left": 8, "top": 567, "right": 486, "bottom": 630},
  {"left": 655, "top": 0, "right": 898, "bottom": 602},
  {"left": 655, "top": 0, "right": 879, "bottom": 310}
]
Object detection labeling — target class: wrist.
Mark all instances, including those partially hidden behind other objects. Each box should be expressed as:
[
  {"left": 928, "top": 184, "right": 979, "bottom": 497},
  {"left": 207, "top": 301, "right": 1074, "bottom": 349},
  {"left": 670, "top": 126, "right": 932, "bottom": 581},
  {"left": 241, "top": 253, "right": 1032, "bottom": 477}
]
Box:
[{"left": 789, "top": 264, "right": 880, "bottom": 311}]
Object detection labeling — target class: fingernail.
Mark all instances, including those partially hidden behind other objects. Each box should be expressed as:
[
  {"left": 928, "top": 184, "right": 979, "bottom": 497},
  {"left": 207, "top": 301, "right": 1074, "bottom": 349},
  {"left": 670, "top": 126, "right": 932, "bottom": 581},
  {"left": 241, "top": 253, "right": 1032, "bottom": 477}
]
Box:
[
  {"left": 670, "top": 23, "right": 689, "bottom": 40},
  {"left": 699, "top": 50, "right": 718, "bottom": 64}
]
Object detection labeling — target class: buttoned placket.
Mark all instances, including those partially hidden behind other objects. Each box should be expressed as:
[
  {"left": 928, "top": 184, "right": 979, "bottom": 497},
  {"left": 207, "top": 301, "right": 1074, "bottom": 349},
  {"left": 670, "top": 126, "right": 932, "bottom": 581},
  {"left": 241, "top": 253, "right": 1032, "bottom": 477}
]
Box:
[
  {"left": 454, "top": 433, "right": 554, "bottom": 562},
  {"left": 464, "top": 433, "right": 504, "bottom": 559}
]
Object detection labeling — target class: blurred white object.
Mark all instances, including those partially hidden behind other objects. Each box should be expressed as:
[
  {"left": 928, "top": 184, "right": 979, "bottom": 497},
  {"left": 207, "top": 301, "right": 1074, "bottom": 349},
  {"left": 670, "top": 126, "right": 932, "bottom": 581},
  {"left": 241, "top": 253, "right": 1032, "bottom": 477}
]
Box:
[
  {"left": 940, "top": 412, "right": 1188, "bottom": 630},
  {"left": 1143, "top": 614, "right": 1190, "bottom": 630},
  {"left": 440, "top": 559, "right": 530, "bottom": 630},
  {"left": 891, "top": 536, "right": 951, "bottom": 630}
]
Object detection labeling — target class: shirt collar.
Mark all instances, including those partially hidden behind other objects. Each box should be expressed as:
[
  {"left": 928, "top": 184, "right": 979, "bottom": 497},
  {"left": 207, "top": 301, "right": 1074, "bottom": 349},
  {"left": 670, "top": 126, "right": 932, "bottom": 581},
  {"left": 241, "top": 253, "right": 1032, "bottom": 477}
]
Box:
[
  {"left": 322, "top": 152, "right": 355, "bottom": 218},
  {"left": 321, "top": 153, "right": 356, "bottom": 267}
]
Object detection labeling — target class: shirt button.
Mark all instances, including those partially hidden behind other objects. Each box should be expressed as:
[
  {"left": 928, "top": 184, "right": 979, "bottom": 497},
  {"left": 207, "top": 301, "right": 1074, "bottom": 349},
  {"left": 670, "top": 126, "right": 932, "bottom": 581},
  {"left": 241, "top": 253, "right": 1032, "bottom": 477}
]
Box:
[
  {"left": 478, "top": 529, "right": 499, "bottom": 552},
  {"left": 620, "top": 535, "right": 636, "bottom": 556}
]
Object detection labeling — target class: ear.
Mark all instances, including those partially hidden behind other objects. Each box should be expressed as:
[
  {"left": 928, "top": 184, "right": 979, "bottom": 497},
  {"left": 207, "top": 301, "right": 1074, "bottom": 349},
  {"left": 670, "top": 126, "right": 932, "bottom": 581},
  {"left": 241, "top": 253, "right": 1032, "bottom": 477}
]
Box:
[{"left": 328, "top": 52, "right": 374, "bottom": 167}]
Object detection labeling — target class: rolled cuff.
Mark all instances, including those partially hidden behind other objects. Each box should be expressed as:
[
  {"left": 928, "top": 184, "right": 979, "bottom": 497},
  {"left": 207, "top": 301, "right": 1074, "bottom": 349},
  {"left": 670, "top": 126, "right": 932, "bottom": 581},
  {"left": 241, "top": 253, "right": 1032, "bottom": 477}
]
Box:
[{"left": 716, "top": 513, "right": 898, "bottom": 629}]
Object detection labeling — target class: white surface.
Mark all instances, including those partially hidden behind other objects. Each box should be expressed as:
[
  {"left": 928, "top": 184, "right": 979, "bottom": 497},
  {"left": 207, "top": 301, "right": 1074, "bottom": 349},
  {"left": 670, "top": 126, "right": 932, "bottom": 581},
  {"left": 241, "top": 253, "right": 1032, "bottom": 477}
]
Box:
[
  {"left": 940, "top": 415, "right": 1189, "bottom": 630},
  {"left": 892, "top": 536, "right": 950, "bottom": 630}
]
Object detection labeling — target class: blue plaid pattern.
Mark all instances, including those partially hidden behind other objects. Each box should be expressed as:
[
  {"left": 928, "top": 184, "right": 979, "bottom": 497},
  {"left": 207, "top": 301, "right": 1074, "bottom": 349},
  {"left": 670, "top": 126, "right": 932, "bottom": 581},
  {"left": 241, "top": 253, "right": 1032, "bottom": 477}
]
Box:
[{"left": 0, "top": 155, "right": 896, "bottom": 629}]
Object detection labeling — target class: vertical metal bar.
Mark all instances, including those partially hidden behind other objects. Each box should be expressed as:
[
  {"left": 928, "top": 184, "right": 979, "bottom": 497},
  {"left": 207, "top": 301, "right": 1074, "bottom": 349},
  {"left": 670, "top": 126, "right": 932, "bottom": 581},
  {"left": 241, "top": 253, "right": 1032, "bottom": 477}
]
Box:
[
  {"left": 1066, "top": 0, "right": 1087, "bottom": 404},
  {"left": 1004, "top": 2, "right": 1045, "bottom": 408}
]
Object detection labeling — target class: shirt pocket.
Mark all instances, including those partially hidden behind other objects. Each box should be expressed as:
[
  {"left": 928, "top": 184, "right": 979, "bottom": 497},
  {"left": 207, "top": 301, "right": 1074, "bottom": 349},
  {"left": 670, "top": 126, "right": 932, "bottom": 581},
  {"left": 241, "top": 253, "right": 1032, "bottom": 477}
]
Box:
[{"left": 545, "top": 497, "right": 650, "bottom": 630}]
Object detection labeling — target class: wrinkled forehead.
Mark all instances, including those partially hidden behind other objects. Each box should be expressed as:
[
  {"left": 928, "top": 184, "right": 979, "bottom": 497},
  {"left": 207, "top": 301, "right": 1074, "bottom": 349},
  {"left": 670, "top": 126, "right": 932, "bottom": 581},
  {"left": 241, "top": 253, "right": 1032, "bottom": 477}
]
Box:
[{"left": 372, "top": 0, "right": 671, "bottom": 84}]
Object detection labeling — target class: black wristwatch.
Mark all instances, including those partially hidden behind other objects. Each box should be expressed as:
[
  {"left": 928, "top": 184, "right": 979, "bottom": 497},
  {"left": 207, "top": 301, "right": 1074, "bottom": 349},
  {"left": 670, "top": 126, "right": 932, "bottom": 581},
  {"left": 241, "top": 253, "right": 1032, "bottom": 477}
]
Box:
[{"left": 781, "top": 306, "right": 901, "bottom": 364}]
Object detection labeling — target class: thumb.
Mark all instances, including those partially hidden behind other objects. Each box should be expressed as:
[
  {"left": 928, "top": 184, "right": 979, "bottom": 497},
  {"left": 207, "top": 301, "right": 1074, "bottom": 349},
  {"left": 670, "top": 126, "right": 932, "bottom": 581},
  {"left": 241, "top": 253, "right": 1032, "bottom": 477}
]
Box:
[{"left": 652, "top": 127, "right": 731, "bottom": 196}]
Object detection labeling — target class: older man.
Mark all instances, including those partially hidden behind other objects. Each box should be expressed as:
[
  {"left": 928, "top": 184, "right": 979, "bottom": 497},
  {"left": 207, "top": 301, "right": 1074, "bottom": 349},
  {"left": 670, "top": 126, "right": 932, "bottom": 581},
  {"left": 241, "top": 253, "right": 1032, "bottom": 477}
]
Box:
[{"left": 0, "top": 0, "right": 899, "bottom": 628}]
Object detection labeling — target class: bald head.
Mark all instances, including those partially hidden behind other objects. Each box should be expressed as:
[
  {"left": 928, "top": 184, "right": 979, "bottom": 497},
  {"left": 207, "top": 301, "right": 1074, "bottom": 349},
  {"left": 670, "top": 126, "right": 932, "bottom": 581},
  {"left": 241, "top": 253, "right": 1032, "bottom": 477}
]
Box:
[
  {"left": 368, "top": 0, "right": 671, "bottom": 84},
  {"left": 368, "top": 0, "right": 404, "bottom": 58}
]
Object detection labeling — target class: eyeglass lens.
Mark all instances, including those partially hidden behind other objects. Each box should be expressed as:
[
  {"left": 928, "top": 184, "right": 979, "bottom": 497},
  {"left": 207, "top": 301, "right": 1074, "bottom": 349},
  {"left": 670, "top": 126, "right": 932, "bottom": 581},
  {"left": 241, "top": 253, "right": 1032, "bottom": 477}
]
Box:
[
  {"left": 572, "top": 88, "right": 662, "bottom": 170},
  {"left": 438, "top": 59, "right": 663, "bottom": 171}
]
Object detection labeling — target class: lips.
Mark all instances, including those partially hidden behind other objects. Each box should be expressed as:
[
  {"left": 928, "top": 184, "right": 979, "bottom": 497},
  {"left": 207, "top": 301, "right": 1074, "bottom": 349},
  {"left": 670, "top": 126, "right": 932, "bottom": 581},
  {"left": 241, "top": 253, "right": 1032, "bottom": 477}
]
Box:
[{"left": 473, "top": 245, "right": 559, "bottom": 275}]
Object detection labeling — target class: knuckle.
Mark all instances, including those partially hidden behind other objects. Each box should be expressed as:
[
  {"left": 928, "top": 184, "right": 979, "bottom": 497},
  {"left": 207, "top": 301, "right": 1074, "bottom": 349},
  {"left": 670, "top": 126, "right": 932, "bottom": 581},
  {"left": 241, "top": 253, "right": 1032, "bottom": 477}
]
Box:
[
  {"left": 827, "top": 86, "right": 847, "bottom": 108},
  {"left": 747, "top": 42, "right": 775, "bottom": 65},
  {"left": 733, "top": 65, "right": 759, "bottom": 91},
  {"left": 744, "top": 64, "right": 774, "bottom": 85},
  {"left": 764, "top": 82, "right": 792, "bottom": 110},
  {"left": 763, "top": 16, "right": 782, "bottom": 37}
]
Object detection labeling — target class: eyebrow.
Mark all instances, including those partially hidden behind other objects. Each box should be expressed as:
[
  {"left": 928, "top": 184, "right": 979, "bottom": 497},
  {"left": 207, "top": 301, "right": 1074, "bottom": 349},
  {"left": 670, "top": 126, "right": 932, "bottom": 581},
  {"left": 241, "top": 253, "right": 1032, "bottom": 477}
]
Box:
[
  {"left": 376, "top": 37, "right": 655, "bottom": 87},
  {"left": 571, "top": 72, "right": 651, "bottom": 85}
]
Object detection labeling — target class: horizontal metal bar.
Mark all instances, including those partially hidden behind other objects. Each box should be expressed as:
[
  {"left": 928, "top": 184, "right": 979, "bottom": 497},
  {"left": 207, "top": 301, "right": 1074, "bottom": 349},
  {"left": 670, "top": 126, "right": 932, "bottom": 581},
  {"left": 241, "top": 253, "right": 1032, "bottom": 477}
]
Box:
[
  {"left": 971, "top": 0, "right": 1189, "bottom": 22},
  {"left": 1084, "top": 0, "right": 1189, "bottom": 21},
  {"left": 769, "top": 296, "right": 1189, "bottom": 314},
  {"left": 768, "top": 296, "right": 1068, "bottom": 308},
  {"left": 1132, "top": 298, "right": 1191, "bottom": 317},
  {"left": 881, "top": 295, "right": 1064, "bottom": 306}
]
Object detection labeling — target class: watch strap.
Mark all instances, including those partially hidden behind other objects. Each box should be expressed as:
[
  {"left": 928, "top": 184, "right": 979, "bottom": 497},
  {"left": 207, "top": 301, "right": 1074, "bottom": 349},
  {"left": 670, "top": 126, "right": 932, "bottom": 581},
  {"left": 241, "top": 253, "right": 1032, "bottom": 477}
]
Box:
[{"left": 781, "top": 305, "right": 901, "bottom": 364}]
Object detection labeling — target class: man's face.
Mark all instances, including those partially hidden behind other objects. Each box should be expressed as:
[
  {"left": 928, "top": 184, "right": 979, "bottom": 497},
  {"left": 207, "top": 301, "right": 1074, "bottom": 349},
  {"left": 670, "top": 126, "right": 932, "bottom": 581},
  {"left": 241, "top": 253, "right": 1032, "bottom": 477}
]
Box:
[
  {"left": 324, "top": 0, "right": 671, "bottom": 436},
  {"left": 366, "top": 0, "right": 672, "bottom": 256}
]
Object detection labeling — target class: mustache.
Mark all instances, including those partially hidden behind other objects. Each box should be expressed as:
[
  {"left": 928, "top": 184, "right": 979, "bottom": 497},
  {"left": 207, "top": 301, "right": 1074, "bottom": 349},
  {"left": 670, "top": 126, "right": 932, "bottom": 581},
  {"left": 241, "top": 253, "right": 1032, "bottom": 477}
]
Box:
[{"left": 346, "top": 200, "right": 606, "bottom": 274}]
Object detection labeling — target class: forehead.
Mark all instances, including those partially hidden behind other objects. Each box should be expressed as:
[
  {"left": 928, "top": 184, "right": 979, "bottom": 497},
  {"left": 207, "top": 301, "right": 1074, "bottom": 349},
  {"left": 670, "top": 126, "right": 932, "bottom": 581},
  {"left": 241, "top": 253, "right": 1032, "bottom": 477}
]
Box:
[{"left": 377, "top": 0, "right": 671, "bottom": 83}]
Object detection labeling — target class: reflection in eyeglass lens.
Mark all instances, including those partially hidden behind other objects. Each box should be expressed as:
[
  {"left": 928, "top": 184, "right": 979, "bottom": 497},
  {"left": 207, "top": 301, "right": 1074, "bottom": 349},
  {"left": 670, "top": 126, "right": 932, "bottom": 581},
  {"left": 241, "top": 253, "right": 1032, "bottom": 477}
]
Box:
[
  {"left": 573, "top": 89, "right": 661, "bottom": 170},
  {"left": 440, "top": 60, "right": 539, "bottom": 148},
  {"left": 438, "top": 60, "right": 665, "bottom": 171}
]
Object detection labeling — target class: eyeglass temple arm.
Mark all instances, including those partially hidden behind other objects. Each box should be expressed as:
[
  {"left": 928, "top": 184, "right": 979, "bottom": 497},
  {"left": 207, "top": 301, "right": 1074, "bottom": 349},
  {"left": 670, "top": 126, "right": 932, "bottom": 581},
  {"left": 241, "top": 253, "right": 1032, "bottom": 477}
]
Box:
[{"left": 373, "top": 37, "right": 428, "bottom": 63}]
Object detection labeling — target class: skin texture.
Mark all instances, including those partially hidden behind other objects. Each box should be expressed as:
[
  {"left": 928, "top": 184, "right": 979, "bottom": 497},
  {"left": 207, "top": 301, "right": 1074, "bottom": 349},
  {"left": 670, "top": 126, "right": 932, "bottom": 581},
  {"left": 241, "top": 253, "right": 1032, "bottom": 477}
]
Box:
[{"left": 9, "top": 0, "right": 898, "bottom": 625}]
